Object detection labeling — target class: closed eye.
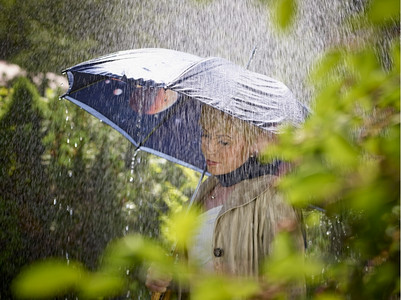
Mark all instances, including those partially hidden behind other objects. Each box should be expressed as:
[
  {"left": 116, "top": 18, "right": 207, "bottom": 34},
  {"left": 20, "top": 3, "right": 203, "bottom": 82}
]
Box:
[{"left": 218, "top": 140, "right": 230, "bottom": 146}]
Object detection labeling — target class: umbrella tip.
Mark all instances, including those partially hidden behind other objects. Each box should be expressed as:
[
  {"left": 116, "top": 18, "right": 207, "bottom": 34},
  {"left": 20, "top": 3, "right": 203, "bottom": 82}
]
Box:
[{"left": 246, "top": 46, "right": 258, "bottom": 70}]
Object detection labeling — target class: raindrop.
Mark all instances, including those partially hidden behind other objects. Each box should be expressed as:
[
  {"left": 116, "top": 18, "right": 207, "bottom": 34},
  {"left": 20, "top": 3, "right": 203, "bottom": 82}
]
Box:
[
  {"left": 113, "top": 88, "right": 123, "bottom": 96},
  {"left": 125, "top": 225, "right": 129, "bottom": 231},
  {"left": 66, "top": 116, "right": 69, "bottom": 121},
  {"left": 68, "top": 170, "right": 73, "bottom": 177},
  {"left": 326, "top": 231, "right": 331, "bottom": 235},
  {"left": 126, "top": 203, "right": 135, "bottom": 210},
  {"left": 53, "top": 198, "right": 57, "bottom": 205},
  {"left": 74, "top": 143, "right": 78, "bottom": 148},
  {"left": 67, "top": 138, "right": 70, "bottom": 144},
  {"left": 126, "top": 269, "right": 130, "bottom": 275},
  {"left": 129, "top": 177, "right": 134, "bottom": 182}
]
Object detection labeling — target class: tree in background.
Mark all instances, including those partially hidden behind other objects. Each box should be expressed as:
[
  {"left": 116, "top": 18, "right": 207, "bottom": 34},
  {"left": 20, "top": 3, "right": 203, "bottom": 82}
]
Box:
[
  {"left": 0, "top": 0, "right": 158, "bottom": 76},
  {"left": 0, "top": 77, "right": 51, "bottom": 298},
  {"left": 43, "top": 95, "right": 128, "bottom": 270}
]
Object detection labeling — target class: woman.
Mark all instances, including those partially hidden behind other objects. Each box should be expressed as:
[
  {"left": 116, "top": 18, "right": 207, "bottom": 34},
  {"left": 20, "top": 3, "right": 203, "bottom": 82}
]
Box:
[{"left": 146, "top": 105, "right": 304, "bottom": 298}]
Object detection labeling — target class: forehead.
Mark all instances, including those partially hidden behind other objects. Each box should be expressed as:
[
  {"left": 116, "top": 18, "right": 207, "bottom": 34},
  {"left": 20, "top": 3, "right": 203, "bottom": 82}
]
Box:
[
  {"left": 201, "top": 118, "right": 227, "bottom": 130},
  {"left": 200, "top": 105, "right": 250, "bottom": 140},
  {"left": 201, "top": 120, "right": 239, "bottom": 136}
]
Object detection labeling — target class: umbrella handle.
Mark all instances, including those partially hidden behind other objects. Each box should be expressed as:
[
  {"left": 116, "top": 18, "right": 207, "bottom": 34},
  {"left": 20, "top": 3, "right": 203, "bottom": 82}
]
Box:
[{"left": 151, "top": 290, "right": 172, "bottom": 300}]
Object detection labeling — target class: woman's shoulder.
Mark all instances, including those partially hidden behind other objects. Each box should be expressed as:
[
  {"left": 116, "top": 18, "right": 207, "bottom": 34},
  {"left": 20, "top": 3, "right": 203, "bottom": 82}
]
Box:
[
  {"left": 222, "top": 174, "right": 278, "bottom": 207},
  {"left": 239, "top": 174, "right": 279, "bottom": 196}
]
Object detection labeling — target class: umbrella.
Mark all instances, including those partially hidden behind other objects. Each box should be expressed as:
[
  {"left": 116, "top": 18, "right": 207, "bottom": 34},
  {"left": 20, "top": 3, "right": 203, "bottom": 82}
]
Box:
[{"left": 62, "top": 48, "right": 308, "bottom": 175}]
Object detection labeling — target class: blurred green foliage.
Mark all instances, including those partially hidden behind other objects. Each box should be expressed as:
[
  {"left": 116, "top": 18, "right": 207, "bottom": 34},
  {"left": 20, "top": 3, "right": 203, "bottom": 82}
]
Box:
[
  {"left": 261, "top": 0, "right": 400, "bottom": 298},
  {"left": 258, "top": 0, "right": 297, "bottom": 32},
  {"left": 12, "top": 259, "right": 85, "bottom": 299},
  {"left": 3, "top": 0, "right": 400, "bottom": 299}
]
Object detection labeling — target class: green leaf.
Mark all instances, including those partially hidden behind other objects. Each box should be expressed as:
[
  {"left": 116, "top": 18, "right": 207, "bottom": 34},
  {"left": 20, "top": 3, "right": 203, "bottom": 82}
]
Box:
[
  {"left": 78, "top": 272, "right": 126, "bottom": 299},
  {"left": 324, "top": 133, "right": 359, "bottom": 168},
  {"left": 315, "top": 293, "right": 345, "bottom": 300},
  {"left": 12, "top": 259, "right": 85, "bottom": 299},
  {"left": 274, "top": 0, "right": 296, "bottom": 30},
  {"left": 101, "top": 234, "right": 172, "bottom": 273},
  {"left": 304, "top": 210, "right": 322, "bottom": 228},
  {"left": 280, "top": 171, "right": 342, "bottom": 207},
  {"left": 162, "top": 206, "right": 203, "bottom": 251},
  {"left": 263, "top": 233, "right": 322, "bottom": 282},
  {"left": 191, "top": 275, "right": 260, "bottom": 300},
  {"left": 347, "top": 181, "right": 390, "bottom": 212},
  {"left": 309, "top": 50, "right": 342, "bottom": 85},
  {"left": 367, "top": 0, "right": 400, "bottom": 24}
]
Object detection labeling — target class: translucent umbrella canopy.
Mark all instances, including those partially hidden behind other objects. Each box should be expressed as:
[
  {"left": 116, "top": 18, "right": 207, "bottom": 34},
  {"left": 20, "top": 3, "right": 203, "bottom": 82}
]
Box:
[{"left": 62, "top": 48, "right": 308, "bottom": 173}]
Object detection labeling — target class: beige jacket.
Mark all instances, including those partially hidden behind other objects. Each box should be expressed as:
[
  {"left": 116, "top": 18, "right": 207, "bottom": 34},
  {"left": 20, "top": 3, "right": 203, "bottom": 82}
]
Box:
[{"left": 193, "top": 174, "right": 304, "bottom": 277}]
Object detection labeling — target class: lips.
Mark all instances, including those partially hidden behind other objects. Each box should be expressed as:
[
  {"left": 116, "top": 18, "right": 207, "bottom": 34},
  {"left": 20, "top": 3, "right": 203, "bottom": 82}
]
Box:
[{"left": 206, "top": 159, "right": 219, "bottom": 166}]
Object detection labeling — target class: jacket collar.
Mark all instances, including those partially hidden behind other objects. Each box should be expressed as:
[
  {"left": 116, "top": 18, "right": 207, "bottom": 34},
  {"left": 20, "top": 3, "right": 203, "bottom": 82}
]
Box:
[
  {"left": 193, "top": 174, "right": 278, "bottom": 215},
  {"left": 215, "top": 157, "right": 280, "bottom": 187}
]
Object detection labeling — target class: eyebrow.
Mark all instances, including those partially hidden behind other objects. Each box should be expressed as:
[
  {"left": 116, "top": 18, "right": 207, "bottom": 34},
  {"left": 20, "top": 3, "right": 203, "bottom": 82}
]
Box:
[{"left": 202, "top": 129, "right": 232, "bottom": 139}]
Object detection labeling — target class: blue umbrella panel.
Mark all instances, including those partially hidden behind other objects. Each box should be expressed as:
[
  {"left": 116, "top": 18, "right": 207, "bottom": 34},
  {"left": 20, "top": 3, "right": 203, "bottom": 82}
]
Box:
[{"left": 63, "top": 78, "right": 206, "bottom": 173}]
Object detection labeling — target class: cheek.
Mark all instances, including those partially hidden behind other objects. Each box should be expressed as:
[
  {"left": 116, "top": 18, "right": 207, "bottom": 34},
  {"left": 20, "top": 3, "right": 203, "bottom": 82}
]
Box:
[
  {"left": 201, "top": 140, "right": 206, "bottom": 154},
  {"left": 226, "top": 145, "right": 248, "bottom": 165},
  {"left": 232, "top": 142, "right": 249, "bottom": 158}
]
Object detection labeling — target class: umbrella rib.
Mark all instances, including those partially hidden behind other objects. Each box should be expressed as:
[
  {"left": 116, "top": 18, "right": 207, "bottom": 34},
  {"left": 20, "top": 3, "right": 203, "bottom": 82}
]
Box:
[
  {"left": 136, "top": 96, "right": 187, "bottom": 150},
  {"left": 64, "top": 76, "right": 110, "bottom": 96}
]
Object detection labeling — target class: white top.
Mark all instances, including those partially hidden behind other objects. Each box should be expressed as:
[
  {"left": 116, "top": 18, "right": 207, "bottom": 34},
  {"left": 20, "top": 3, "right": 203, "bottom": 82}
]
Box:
[{"left": 187, "top": 205, "right": 223, "bottom": 272}]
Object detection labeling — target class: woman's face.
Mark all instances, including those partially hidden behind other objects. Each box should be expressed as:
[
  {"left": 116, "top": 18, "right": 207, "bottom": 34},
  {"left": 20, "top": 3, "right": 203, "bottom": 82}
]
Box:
[{"left": 201, "top": 123, "right": 250, "bottom": 175}]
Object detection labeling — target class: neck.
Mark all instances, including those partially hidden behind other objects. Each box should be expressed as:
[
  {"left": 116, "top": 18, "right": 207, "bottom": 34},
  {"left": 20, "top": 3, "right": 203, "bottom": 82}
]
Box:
[{"left": 215, "top": 157, "right": 280, "bottom": 187}]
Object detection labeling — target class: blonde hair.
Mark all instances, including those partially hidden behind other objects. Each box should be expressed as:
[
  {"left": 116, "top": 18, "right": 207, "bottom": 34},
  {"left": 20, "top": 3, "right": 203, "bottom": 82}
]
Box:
[{"left": 199, "top": 105, "right": 274, "bottom": 150}]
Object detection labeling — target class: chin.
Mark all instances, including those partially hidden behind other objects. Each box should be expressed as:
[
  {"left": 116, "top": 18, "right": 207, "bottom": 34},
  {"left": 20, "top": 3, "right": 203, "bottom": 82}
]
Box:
[
  {"left": 208, "top": 168, "right": 226, "bottom": 176},
  {"left": 207, "top": 167, "right": 220, "bottom": 176}
]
